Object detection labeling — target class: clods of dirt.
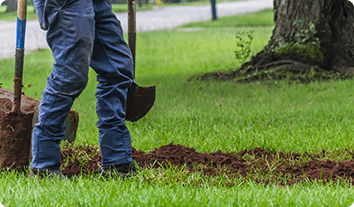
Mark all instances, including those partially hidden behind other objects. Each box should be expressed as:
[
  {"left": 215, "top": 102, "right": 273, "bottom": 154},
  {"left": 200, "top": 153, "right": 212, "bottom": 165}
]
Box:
[
  {"left": 61, "top": 145, "right": 101, "bottom": 177},
  {"left": 59, "top": 142, "right": 354, "bottom": 186}
]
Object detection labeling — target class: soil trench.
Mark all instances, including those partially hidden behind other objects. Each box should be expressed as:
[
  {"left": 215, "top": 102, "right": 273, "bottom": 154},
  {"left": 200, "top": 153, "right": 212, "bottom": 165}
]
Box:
[{"left": 60, "top": 143, "right": 354, "bottom": 185}]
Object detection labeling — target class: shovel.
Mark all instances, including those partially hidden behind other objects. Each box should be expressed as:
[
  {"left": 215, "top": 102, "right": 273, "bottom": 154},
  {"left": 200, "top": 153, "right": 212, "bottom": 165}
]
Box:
[
  {"left": 0, "top": 0, "right": 34, "bottom": 170},
  {"left": 0, "top": 0, "right": 79, "bottom": 170},
  {"left": 0, "top": 6, "right": 79, "bottom": 144},
  {"left": 126, "top": 0, "right": 156, "bottom": 122}
]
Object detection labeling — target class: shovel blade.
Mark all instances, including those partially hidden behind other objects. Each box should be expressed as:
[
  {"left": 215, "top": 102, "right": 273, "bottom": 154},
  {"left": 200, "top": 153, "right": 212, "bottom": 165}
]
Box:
[
  {"left": 126, "top": 84, "right": 156, "bottom": 122},
  {"left": 0, "top": 110, "right": 34, "bottom": 170}
]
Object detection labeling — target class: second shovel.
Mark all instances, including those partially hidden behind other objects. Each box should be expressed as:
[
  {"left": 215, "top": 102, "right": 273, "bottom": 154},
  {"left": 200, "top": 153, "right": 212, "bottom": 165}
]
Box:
[{"left": 126, "top": 0, "right": 156, "bottom": 122}]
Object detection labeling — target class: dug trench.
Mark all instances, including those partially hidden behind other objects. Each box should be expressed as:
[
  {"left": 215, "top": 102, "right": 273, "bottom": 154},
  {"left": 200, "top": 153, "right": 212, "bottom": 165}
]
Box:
[{"left": 60, "top": 143, "right": 354, "bottom": 186}]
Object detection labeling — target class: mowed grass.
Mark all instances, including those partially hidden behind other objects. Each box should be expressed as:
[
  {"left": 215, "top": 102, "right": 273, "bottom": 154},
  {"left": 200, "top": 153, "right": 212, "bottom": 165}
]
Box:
[{"left": 1, "top": 9, "right": 354, "bottom": 206}]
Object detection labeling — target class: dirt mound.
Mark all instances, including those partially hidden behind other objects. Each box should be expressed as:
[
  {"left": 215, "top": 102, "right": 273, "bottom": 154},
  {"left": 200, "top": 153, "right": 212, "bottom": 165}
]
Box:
[{"left": 59, "top": 143, "right": 354, "bottom": 185}]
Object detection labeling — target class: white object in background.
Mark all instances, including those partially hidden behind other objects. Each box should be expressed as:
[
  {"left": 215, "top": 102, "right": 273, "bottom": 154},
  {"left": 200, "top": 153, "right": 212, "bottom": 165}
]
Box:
[
  {"left": 349, "top": 201, "right": 354, "bottom": 207},
  {"left": 0, "top": 0, "right": 5, "bottom": 5},
  {"left": 0, "top": 201, "right": 5, "bottom": 207}
]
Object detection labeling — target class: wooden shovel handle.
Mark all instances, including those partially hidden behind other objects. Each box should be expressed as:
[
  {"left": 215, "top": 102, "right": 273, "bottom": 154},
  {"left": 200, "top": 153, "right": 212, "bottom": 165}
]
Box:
[
  {"left": 128, "top": 0, "right": 136, "bottom": 79},
  {"left": 13, "top": 0, "right": 27, "bottom": 113}
]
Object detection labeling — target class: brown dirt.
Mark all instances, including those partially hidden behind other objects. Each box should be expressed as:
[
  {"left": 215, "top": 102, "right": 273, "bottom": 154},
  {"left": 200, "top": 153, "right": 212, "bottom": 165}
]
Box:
[
  {"left": 59, "top": 143, "right": 354, "bottom": 186},
  {"left": 0, "top": 110, "right": 34, "bottom": 170}
]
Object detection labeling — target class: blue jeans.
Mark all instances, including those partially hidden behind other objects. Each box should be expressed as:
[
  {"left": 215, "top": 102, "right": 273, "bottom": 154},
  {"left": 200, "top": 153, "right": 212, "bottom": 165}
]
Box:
[{"left": 31, "top": 0, "right": 134, "bottom": 170}]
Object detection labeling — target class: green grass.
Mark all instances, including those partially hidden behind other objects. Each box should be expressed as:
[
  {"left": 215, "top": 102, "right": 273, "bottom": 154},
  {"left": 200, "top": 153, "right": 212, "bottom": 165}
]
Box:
[
  {"left": 162, "top": 0, "right": 244, "bottom": 7},
  {"left": 111, "top": 3, "right": 153, "bottom": 13},
  {"left": 2, "top": 9, "right": 354, "bottom": 206},
  {"left": 1, "top": 171, "right": 353, "bottom": 206},
  {"left": 182, "top": 9, "right": 275, "bottom": 28},
  {"left": 1, "top": 171, "right": 354, "bottom": 206},
  {"left": 0, "top": 5, "right": 37, "bottom": 21}
]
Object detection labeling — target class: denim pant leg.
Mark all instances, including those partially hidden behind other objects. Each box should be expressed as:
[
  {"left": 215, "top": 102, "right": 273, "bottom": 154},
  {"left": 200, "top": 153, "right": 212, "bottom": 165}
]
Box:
[
  {"left": 30, "top": 0, "right": 95, "bottom": 170},
  {"left": 90, "top": 0, "right": 134, "bottom": 167}
]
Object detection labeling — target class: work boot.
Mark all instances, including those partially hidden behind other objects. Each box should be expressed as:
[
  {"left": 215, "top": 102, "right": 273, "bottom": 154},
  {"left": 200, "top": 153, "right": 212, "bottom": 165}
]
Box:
[
  {"left": 29, "top": 168, "right": 66, "bottom": 180},
  {"left": 101, "top": 162, "right": 138, "bottom": 178}
]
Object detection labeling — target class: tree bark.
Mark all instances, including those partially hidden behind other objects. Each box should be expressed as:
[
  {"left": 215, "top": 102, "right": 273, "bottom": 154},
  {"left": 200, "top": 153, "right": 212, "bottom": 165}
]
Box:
[
  {"left": 5, "top": 0, "right": 17, "bottom": 12},
  {"left": 242, "top": 0, "right": 354, "bottom": 75}
]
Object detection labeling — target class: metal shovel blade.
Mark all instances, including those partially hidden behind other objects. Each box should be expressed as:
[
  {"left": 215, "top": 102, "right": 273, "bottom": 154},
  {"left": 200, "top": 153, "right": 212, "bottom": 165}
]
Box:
[
  {"left": 126, "top": 83, "right": 156, "bottom": 122},
  {"left": 0, "top": 87, "right": 78, "bottom": 143}
]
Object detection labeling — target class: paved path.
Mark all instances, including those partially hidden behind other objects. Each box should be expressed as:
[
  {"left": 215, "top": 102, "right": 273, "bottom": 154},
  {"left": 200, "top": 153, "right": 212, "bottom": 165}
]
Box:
[{"left": 0, "top": 0, "right": 273, "bottom": 59}]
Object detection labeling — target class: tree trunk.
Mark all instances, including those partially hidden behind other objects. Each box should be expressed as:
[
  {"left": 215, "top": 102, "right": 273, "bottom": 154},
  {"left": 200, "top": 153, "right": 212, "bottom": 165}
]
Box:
[
  {"left": 5, "top": 0, "right": 17, "bottom": 12},
  {"left": 242, "top": 0, "right": 354, "bottom": 75}
]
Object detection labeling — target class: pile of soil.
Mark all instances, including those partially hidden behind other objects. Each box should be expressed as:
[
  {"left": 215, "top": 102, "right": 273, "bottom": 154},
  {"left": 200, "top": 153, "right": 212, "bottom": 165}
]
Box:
[{"left": 60, "top": 143, "right": 354, "bottom": 185}]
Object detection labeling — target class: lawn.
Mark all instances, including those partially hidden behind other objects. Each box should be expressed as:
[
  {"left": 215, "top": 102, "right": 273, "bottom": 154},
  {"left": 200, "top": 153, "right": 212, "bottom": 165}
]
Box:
[
  {"left": 162, "top": 0, "right": 244, "bottom": 7},
  {"left": 1, "top": 9, "right": 354, "bottom": 206},
  {"left": 0, "top": 0, "right": 243, "bottom": 21}
]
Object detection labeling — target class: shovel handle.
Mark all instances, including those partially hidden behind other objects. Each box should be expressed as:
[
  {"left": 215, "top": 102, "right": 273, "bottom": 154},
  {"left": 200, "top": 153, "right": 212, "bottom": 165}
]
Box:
[
  {"left": 128, "top": 0, "right": 136, "bottom": 79},
  {"left": 13, "top": 0, "right": 27, "bottom": 113}
]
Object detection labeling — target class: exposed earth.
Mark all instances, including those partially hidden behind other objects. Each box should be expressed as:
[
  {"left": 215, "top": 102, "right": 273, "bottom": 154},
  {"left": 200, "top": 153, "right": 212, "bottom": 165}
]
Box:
[{"left": 60, "top": 143, "right": 354, "bottom": 186}]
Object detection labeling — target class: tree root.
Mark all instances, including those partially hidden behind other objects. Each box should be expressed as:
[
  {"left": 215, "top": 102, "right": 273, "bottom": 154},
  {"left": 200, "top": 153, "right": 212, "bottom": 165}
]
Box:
[{"left": 195, "top": 60, "right": 353, "bottom": 84}]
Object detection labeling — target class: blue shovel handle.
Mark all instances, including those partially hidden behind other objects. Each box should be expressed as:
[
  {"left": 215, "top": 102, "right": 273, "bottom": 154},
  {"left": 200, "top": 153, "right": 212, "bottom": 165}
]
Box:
[{"left": 13, "top": 0, "right": 27, "bottom": 113}]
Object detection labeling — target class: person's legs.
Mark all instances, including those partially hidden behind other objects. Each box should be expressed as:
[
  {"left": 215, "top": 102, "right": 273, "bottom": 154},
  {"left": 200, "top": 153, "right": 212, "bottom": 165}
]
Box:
[
  {"left": 90, "top": 0, "right": 134, "bottom": 167},
  {"left": 30, "top": 0, "right": 95, "bottom": 170}
]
